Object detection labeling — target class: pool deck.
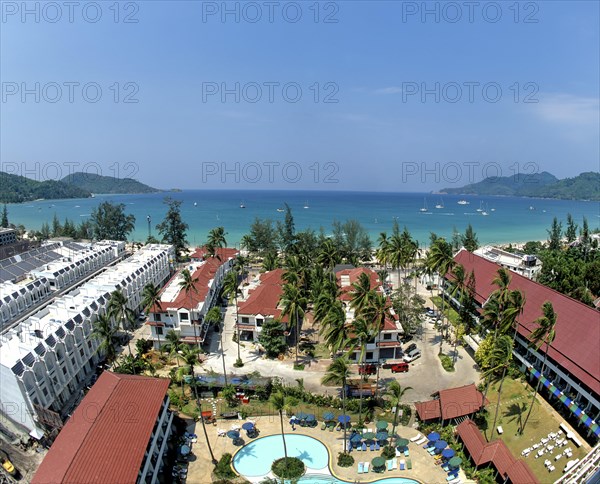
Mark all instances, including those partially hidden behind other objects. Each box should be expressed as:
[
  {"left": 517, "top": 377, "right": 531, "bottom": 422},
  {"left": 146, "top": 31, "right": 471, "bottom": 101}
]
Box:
[{"left": 184, "top": 415, "right": 468, "bottom": 483}]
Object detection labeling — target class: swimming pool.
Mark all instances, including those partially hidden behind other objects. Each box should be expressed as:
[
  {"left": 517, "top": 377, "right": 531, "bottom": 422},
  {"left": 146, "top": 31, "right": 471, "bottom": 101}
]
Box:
[{"left": 232, "top": 434, "right": 420, "bottom": 484}]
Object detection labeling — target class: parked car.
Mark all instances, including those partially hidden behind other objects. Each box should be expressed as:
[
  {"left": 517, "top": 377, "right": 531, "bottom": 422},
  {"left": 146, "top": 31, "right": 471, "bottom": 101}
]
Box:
[
  {"left": 358, "top": 364, "right": 378, "bottom": 375},
  {"left": 403, "top": 349, "right": 421, "bottom": 363},
  {"left": 404, "top": 343, "right": 417, "bottom": 353},
  {"left": 390, "top": 362, "right": 410, "bottom": 373},
  {"left": 138, "top": 311, "right": 146, "bottom": 321}
]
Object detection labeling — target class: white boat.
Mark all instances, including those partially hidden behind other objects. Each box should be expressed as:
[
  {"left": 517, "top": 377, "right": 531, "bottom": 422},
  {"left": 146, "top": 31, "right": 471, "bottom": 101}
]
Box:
[
  {"left": 420, "top": 198, "right": 428, "bottom": 212},
  {"left": 476, "top": 202, "right": 484, "bottom": 212},
  {"left": 276, "top": 208, "right": 284, "bottom": 213},
  {"left": 194, "top": 202, "right": 197, "bottom": 206},
  {"left": 240, "top": 202, "right": 245, "bottom": 208},
  {"left": 435, "top": 198, "right": 444, "bottom": 209},
  {"left": 491, "top": 208, "right": 496, "bottom": 212},
  {"left": 303, "top": 201, "right": 309, "bottom": 209},
  {"left": 482, "top": 203, "right": 490, "bottom": 216},
  {"left": 457, "top": 199, "right": 469, "bottom": 205},
  {"left": 529, "top": 206, "right": 535, "bottom": 210}
]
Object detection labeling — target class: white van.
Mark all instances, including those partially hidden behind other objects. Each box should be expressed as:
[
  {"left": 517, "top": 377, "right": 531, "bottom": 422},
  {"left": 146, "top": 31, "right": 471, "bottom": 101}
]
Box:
[{"left": 403, "top": 348, "right": 421, "bottom": 363}]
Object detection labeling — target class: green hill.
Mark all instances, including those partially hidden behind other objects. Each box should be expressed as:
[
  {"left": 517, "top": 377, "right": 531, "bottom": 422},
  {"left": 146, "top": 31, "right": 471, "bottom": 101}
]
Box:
[
  {"left": 441, "top": 171, "right": 599, "bottom": 200},
  {"left": 0, "top": 172, "right": 92, "bottom": 203},
  {"left": 61, "top": 172, "right": 160, "bottom": 194}
]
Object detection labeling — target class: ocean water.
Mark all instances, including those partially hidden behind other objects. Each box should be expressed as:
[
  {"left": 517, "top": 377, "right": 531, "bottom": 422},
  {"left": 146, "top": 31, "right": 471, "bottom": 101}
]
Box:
[{"left": 5, "top": 190, "right": 600, "bottom": 247}]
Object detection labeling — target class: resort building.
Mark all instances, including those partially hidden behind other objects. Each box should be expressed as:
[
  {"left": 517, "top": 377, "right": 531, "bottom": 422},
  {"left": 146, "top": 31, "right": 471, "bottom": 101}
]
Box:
[
  {"left": 147, "top": 248, "right": 237, "bottom": 348},
  {"left": 32, "top": 372, "right": 173, "bottom": 484},
  {"left": 415, "top": 383, "right": 488, "bottom": 425},
  {"left": 0, "top": 241, "right": 124, "bottom": 329},
  {"left": 0, "top": 228, "right": 17, "bottom": 246},
  {"left": 473, "top": 245, "right": 541, "bottom": 279},
  {"left": 446, "top": 249, "right": 600, "bottom": 442},
  {"left": 337, "top": 267, "right": 404, "bottom": 362},
  {"left": 235, "top": 269, "right": 285, "bottom": 343},
  {"left": 0, "top": 244, "right": 174, "bottom": 439},
  {"left": 456, "top": 419, "right": 539, "bottom": 484}
]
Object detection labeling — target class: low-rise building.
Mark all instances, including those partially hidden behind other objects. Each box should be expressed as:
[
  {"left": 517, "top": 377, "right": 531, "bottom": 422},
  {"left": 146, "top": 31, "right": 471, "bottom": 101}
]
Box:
[
  {"left": 32, "top": 372, "right": 173, "bottom": 484},
  {"left": 0, "top": 228, "right": 17, "bottom": 246},
  {"left": 415, "top": 383, "right": 488, "bottom": 425},
  {"left": 0, "top": 278, "right": 52, "bottom": 329},
  {"left": 447, "top": 249, "right": 600, "bottom": 442},
  {"left": 147, "top": 248, "right": 237, "bottom": 348},
  {"left": 0, "top": 244, "right": 174, "bottom": 439},
  {"left": 474, "top": 245, "right": 541, "bottom": 279}
]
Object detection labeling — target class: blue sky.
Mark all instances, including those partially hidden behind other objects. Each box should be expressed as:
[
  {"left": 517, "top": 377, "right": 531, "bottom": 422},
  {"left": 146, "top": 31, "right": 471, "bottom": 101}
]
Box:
[{"left": 1, "top": 0, "right": 598, "bottom": 192}]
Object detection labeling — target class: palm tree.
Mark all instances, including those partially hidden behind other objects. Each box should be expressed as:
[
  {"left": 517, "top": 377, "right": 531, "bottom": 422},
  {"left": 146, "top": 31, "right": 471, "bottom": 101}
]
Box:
[
  {"left": 279, "top": 283, "right": 307, "bottom": 366},
  {"left": 165, "top": 329, "right": 182, "bottom": 367},
  {"left": 319, "top": 300, "right": 348, "bottom": 355},
  {"left": 346, "top": 317, "right": 377, "bottom": 423},
  {"left": 376, "top": 232, "right": 390, "bottom": 270},
  {"left": 483, "top": 335, "right": 514, "bottom": 439},
  {"left": 206, "top": 226, "right": 227, "bottom": 259},
  {"left": 521, "top": 301, "right": 557, "bottom": 433},
  {"left": 141, "top": 282, "right": 163, "bottom": 350},
  {"left": 322, "top": 357, "right": 352, "bottom": 452},
  {"left": 178, "top": 269, "right": 202, "bottom": 351},
  {"left": 222, "top": 269, "right": 242, "bottom": 363},
  {"left": 349, "top": 272, "right": 372, "bottom": 317},
  {"left": 363, "top": 291, "right": 393, "bottom": 397},
  {"left": 385, "top": 381, "right": 412, "bottom": 441},
  {"left": 270, "top": 391, "right": 297, "bottom": 462},
  {"left": 92, "top": 313, "right": 117, "bottom": 364},
  {"left": 108, "top": 289, "right": 135, "bottom": 357},
  {"left": 317, "top": 238, "right": 340, "bottom": 280},
  {"left": 205, "top": 306, "right": 228, "bottom": 386}
]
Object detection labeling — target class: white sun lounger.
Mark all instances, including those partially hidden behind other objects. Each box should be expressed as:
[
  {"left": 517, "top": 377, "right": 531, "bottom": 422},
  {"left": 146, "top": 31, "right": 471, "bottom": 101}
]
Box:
[
  {"left": 410, "top": 433, "right": 423, "bottom": 442},
  {"left": 363, "top": 462, "right": 370, "bottom": 473},
  {"left": 415, "top": 437, "right": 428, "bottom": 445}
]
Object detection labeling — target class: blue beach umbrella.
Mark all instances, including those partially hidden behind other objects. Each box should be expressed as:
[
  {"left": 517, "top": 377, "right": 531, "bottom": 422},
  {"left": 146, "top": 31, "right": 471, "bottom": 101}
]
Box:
[
  {"left": 350, "top": 433, "right": 363, "bottom": 443},
  {"left": 296, "top": 412, "right": 308, "bottom": 420},
  {"left": 376, "top": 431, "right": 389, "bottom": 441},
  {"left": 226, "top": 430, "right": 240, "bottom": 439},
  {"left": 442, "top": 449, "right": 455, "bottom": 459},
  {"left": 338, "top": 415, "right": 351, "bottom": 424},
  {"left": 427, "top": 432, "right": 440, "bottom": 442},
  {"left": 242, "top": 422, "right": 255, "bottom": 431},
  {"left": 323, "top": 412, "right": 335, "bottom": 421},
  {"left": 435, "top": 440, "right": 448, "bottom": 450},
  {"left": 306, "top": 414, "right": 316, "bottom": 422}
]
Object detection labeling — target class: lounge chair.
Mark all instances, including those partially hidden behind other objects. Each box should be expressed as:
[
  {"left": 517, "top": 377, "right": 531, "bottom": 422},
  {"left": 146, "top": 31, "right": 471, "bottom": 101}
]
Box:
[
  {"left": 404, "top": 449, "right": 410, "bottom": 457},
  {"left": 448, "top": 479, "right": 460, "bottom": 484},
  {"left": 415, "top": 437, "right": 427, "bottom": 445},
  {"left": 321, "top": 422, "right": 327, "bottom": 430},
  {"left": 428, "top": 448, "right": 437, "bottom": 455},
  {"left": 363, "top": 462, "right": 370, "bottom": 473},
  {"left": 370, "top": 443, "right": 375, "bottom": 451},
  {"left": 387, "top": 460, "right": 394, "bottom": 471},
  {"left": 400, "top": 459, "right": 406, "bottom": 470},
  {"left": 375, "top": 442, "right": 380, "bottom": 451},
  {"left": 358, "top": 462, "right": 364, "bottom": 474},
  {"left": 446, "top": 474, "right": 458, "bottom": 481},
  {"left": 395, "top": 448, "right": 402, "bottom": 457},
  {"left": 362, "top": 443, "right": 367, "bottom": 451},
  {"left": 410, "top": 433, "right": 423, "bottom": 442},
  {"left": 406, "top": 459, "right": 412, "bottom": 470},
  {"left": 357, "top": 443, "right": 362, "bottom": 451},
  {"left": 392, "top": 458, "right": 398, "bottom": 470},
  {"left": 329, "top": 425, "right": 334, "bottom": 432}
]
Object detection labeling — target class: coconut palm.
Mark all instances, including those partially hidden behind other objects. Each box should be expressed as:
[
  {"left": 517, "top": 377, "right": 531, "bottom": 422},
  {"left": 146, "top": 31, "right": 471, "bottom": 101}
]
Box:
[
  {"left": 322, "top": 357, "right": 352, "bottom": 452},
  {"left": 349, "top": 272, "right": 373, "bottom": 317},
  {"left": 205, "top": 306, "right": 228, "bottom": 386},
  {"left": 346, "top": 317, "right": 378, "bottom": 423},
  {"left": 141, "top": 282, "right": 163, "bottom": 350},
  {"left": 376, "top": 232, "right": 390, "bottom": 270},
  {"left": 521, "top": 301, "right": 557, "bottom": 433},
  {"left": 206, "top": 226, "right": 227, "bottom": 259},
  {"left": 222, "top": 269, "right": 242, "bottom": 363},
  {"left": 270, "top": 391, "right": 298, "bottom": 462},
  {"left": 179, "top": 343, "right": 201, "bottom": 401},
  {"left": 483, "top": 335, "right": 514, "bottom": 439},
  {"left": 279, "top": 283, "right": 307, "bottom": 366},
  {"left": 108, "top": 289, "right": 135, "bottom": 357},
  {"left": 320, "top": 300, "right": 349, "bottom": 355},
  {"left": 385, "top": 381, "right": 412, "bottom": 441},
  {"left": 92, "top": 313, "right": 117, "bottom": 364},
  {"left": 317, "top": 238, "right": 341, "bottom": 279},
  {"left": 165, "top": 329, "right": 182, "bottom": 367},
  {"left": 178, "top": 268, "right": 201, "bottom": 351}
]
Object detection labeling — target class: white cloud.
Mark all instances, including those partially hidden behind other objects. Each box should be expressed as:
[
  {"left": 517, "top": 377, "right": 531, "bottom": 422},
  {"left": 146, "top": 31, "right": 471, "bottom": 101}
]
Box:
[{"left": 534, "top": 94, "right": 599, "bottom": 125}]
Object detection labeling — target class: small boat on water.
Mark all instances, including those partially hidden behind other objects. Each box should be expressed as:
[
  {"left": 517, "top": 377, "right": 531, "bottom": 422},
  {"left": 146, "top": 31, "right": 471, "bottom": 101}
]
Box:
[
  {"left": 476, "top": 202, "right": 484, "bottom": 212},
  {"left": 457, "top": 199, "right": 469, "bottom": 205},
  {"left": 194, "top": 202, "right": 197, "bottom": 206},
  {"left": 420, "top": 198, "right": 428, "bottom": 212},
  {"left": 276, "top": 208, "right": 284, "bottom": 213},
  {"left": 303, "top": 201, "right": 309, "bottom": 209},
  {"left": 240, "top": 202, "right": 245, "bottom": 208},
  {"left": 529, "top": 206, "right": 535, "bottom": 211},
  {"left": 435, "top": 198, "right": 444, "bottom": 209}
]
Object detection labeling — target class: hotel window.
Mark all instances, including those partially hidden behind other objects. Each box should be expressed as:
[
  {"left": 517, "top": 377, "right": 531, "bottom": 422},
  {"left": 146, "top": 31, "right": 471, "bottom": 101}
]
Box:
[
  {"left": 156, "top": 327, "right": 163, "bottom": 335},
  {"left": 256, "top": 318, "right": 264, "bottom": 327},
  {"left": 366, "top": 352, "right": 373, "bottom": 360},
  {"left": 155, "top": 313, "right": 161, "bottom": 322},
  {"left": 242, "top": 317, "right": 250, "bottom": 324},
  {"left": 383, "top": 333, "right": 392, "bottom": 340},
  {"left": 180, "top": 312, "right": 189, "bottom": 321}
]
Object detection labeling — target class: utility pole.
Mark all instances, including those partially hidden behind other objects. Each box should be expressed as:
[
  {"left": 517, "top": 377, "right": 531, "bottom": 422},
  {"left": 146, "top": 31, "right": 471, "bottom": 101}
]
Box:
[{"left": 146, "top": 215, "right": 151, "bottom": 239}]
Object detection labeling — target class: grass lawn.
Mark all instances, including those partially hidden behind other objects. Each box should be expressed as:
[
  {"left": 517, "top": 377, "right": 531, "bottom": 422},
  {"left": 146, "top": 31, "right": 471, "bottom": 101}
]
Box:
[
  {"left": 431, "top": 296, "right": 460, "bottom": 326},
  {"left": 484, "top": 378, "right": 588, "bottom": 481}
]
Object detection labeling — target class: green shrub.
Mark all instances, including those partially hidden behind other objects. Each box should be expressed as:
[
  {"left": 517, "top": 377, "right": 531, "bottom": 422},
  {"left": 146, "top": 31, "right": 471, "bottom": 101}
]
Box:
[
  {"left": 234, "top": 358, "right": 244, "bottom": 368},
  {"left": 293, "top": 363, "right": 305, "bottom": 371},
  {"left": 337, "top": 452, "right": 354, "bottom": 467},
  {"left": 438, "top": 354, "right": 455, "bottom": 372},
  {"left": 214, "top": 453, "right": 236, "bottom": 479},
  {"left": 381, "top": 445, "right": 396, "bottom": 459},
  {"left": 271, "top": 457, "right": 305, "bottom": 479}
]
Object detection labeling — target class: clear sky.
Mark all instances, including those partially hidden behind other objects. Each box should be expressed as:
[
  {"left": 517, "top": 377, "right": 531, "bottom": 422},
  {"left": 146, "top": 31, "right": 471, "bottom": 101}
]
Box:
[{"left": 1, "top": 0, "right": 598, "bottom": 192}]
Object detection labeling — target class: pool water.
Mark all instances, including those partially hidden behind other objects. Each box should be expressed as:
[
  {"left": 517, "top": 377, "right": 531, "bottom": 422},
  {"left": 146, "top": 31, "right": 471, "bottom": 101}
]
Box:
[{"left": 232, "top": 434, "right": 419, "bottom": 484}]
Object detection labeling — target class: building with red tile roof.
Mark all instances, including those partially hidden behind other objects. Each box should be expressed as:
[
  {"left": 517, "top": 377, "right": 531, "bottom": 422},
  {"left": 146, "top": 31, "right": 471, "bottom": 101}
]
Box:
[
  {"left": 415, "top": 383, "right": 488, "bottom": 424},
  {"left": 190, "top": 246, "right": 239, "bottom": 263},
  {"left": 236, "top": 269, "right": 286, "bottom": 341},
  {"left": 447, "top": 249, "right": 600, "bottom": 441},
  {"left": 147, "top": 248, "right": 237, "bottom": 347},
  {"left": 32, "top": 372, "right": 173, "bottom": 484},
  {"left": 456, "top": 419, "right": 539, "bottom": 484}
]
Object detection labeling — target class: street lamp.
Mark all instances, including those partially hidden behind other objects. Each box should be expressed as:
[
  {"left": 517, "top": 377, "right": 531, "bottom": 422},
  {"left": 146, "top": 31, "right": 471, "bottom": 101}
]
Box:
[{"left": 146, "top": 215, "right": 151, "bottom": 240}]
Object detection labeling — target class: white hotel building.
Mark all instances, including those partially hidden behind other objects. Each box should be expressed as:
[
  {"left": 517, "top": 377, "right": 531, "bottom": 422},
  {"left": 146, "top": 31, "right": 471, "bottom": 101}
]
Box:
[{"left": 0, "top": 244, "right": 174, "bottom": 439}]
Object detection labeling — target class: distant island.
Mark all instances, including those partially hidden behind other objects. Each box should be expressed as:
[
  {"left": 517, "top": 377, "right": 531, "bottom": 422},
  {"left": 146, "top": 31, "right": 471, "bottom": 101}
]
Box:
[
  {"left": 441, "top": 171, "right": 600, "bottom": 201},
  {"left": 0, "top": 171, "right": 159, "bottom": 203},
  {"left": 61, "top": 172, "right": 160, "bottom": 195}
]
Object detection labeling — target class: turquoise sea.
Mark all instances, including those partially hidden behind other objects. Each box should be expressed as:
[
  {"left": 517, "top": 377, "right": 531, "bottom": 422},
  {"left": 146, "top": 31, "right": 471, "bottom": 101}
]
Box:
[{"left": 5, "top": 190, "right": 600, "bottom": 247}]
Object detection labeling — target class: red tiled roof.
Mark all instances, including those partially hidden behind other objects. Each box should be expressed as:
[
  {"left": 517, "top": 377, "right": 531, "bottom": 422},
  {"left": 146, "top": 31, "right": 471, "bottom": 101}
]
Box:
[
  {"left": 456, "top": 419, "right": 539, "bottom": 484},
  {"left": 451, "top": 249, "right": 600, "bottom": 395},
  {"left": 190, "top": 246, "right": 238, "bottom": 262},
  {"left": 415, "top": 384, "right": 488, "bottom": 421},
  {"left": 337, "top": 268, "right": 380, "bottom": 301},
  {"left": 237, "top": 269, "right": 286, "bottom": 321},
  {"left": 32, "top": 372, "right": 170, "bottom": 484}
]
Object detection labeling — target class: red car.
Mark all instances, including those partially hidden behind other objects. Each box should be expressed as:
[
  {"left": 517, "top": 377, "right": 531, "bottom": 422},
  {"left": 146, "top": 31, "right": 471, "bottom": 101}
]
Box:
[
  {"left": 358, "top": 364, "right": 377, "bottom": 375},
  {"left": 390, "top": 362, "right": 409, "bottom": 373}
]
